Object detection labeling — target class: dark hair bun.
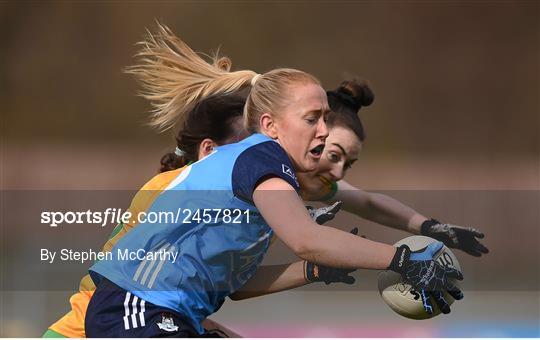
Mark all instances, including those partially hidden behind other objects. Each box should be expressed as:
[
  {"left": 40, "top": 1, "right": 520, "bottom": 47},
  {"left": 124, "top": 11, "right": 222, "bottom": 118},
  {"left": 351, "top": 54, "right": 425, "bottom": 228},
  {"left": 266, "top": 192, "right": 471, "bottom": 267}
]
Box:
[
  {"left": 335, "top": 79, "right": 374, "bottom": 112},
  {"left": 159, "top": 152, "right": 183, "bottom": 173}
]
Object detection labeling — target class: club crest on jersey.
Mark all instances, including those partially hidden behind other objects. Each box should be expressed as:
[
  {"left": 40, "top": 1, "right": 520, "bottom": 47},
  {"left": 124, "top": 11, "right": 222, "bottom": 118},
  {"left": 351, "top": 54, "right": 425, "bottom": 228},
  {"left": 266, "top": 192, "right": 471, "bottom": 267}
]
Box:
[
  {"left": 282, "top": 164, "right": 299, "bottom": 187},
  {"left": 157, "top": 314, "right": 179, "bottom": 332},
  {"left": 282, "top": 164, "right": 295, "bottom": 179},
  {"left": 281, "top": 164, "right": 300, "bottom": 187}
]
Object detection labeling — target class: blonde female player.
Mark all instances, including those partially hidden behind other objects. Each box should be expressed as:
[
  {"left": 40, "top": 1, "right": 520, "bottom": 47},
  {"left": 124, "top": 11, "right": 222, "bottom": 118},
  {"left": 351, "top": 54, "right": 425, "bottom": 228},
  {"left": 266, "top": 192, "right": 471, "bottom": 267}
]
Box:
[
  {"left": 83, "top": 25, "right": 463, "bottom": 337},
  {"left": 41, "top": 34, "right": 345, "bottom": 337},
  {"left": 43, "top": 92, "right": 348, "bottom": 338}
]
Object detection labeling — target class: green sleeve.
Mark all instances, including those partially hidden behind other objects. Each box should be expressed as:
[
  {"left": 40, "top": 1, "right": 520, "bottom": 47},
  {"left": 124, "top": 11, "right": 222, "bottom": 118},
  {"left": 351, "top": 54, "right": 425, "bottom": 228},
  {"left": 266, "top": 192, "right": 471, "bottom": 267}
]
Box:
[
  {"left": 42, "top": 329, "right": 67, "bottom": 338},
  {"left": 107, "top": 222, "right": 124, "bottom": 240},
  {"left": 320, "top": 181, "right": 338, "bottom": 202}
]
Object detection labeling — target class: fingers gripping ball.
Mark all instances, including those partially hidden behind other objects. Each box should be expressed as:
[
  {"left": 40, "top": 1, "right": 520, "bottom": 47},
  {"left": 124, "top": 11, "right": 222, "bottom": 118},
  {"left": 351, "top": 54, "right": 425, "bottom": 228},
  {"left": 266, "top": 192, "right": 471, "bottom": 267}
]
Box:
[{"left": 378, "top": 236, "right": 463, "bottom": 319}]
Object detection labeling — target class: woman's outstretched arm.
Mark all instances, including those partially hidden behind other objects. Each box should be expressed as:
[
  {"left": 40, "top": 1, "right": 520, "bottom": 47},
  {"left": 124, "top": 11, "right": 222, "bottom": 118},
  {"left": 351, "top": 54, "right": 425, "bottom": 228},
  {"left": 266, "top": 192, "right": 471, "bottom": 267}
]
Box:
[
  {"left": 253, "top": 177, "right": 463, "bottom": 314},
  {"left": 330, "top": 180, "right": 489, "bottom": 257},
  {"left": 229, "top": 262, "right": 307, "bottom": 300},
  {"left": 332, "top": 179, "right": 427, "bottom": 234},
  {"left": 254, "top": 177, "right": 396, "bottom": 269}
]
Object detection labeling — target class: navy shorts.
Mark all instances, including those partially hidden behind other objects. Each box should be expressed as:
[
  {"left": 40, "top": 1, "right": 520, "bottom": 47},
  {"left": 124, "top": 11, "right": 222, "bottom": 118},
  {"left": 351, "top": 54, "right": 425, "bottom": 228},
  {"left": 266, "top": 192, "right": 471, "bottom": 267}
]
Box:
[{"left": 85, "top": 278, "right": 226, "bottom": 338}]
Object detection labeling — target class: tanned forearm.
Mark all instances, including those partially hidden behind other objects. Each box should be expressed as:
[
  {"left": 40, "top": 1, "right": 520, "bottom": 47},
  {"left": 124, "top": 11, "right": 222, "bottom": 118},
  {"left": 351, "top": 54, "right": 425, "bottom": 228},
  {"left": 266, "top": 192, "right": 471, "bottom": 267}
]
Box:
[
  {"left": 296, "top": 224, "right": 396, "bottom": 269},
  {"left": 254, "top": 178, "right": 396, "bottom": 273},
  {"left": 229, "top": 261, "right": 307, "bottom": 300},
  {"left": 333, "top": 180, "right": 428, "bottom": 234}
]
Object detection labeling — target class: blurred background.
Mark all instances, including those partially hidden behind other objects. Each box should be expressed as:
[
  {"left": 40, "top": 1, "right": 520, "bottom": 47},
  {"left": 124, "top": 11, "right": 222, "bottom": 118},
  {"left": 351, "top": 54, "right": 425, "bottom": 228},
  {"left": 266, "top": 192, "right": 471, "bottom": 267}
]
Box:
[{"left": 1, "top": 1, "right": 538, "bottom": 337}]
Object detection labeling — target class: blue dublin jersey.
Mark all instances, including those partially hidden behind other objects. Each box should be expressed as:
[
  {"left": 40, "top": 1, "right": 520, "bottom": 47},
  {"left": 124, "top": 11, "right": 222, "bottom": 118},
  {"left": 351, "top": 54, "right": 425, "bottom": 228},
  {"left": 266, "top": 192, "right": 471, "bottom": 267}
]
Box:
[{"left": 89, "top": 133, "right": 300, "bottom": 334}]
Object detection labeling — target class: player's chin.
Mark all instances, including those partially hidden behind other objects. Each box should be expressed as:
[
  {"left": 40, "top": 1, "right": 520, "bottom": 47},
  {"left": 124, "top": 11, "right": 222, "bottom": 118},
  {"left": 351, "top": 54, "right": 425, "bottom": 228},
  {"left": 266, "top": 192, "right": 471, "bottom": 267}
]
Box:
[{"left": 302, "top": 154, "right": 321, "bottom": 172}]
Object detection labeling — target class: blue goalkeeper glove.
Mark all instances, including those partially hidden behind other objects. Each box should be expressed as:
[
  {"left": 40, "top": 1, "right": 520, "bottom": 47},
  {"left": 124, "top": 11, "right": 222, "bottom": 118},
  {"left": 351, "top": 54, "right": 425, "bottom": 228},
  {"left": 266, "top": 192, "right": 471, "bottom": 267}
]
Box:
[
  {"left": 421, "top": 219, "right": 489, "bottom": 257},
  {"left": 388, "top": 242, "right": 464, "bottom": 314}
]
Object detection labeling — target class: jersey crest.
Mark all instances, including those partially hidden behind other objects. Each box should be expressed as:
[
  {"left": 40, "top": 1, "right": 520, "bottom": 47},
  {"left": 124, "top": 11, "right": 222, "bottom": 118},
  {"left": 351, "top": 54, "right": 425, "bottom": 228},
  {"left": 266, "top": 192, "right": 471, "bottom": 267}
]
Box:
[{"left": 157, "top": 314, "right": 179, "bottom": 332}]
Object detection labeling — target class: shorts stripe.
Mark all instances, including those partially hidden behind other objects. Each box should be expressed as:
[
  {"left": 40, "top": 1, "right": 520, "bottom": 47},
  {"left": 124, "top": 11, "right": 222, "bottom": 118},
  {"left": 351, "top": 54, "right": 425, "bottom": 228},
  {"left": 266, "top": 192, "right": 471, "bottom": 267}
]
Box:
[
  {"left": 123, "top": 292, "right": 131, "bottom": 330},
  {"left": 122, "top": 292, "right": 147, "bottom": 330},
  {"left": 131, "top": 295, "right": 139, "bottom": 329},
  {"left": 139, "top": 300, "right": 146, "bottom": 327}
]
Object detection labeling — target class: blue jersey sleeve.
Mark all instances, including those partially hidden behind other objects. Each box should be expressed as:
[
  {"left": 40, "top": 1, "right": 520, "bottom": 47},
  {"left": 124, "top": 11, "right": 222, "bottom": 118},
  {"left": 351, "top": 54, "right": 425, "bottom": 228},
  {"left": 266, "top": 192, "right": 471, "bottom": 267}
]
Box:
[{"left": 232, "top": 140, "right": 300, "bottom": 204}]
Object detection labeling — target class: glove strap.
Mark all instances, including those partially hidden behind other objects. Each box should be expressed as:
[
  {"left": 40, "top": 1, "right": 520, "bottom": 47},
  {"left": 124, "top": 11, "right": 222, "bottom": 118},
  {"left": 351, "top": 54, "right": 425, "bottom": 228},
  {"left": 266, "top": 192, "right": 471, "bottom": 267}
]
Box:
[
  {"left": 420, "top": 218, "right": 441, "bottom": 235},
  {"left": 387, "top": 245, "right": 411, "bottom": 273},
  {"left": 304, "top": 261, "right": 319, "bottom": 283}
]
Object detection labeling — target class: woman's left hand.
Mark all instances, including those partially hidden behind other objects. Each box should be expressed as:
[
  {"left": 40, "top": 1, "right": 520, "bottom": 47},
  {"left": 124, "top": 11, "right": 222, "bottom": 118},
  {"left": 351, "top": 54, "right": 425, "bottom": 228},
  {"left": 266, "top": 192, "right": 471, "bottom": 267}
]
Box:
[
  {"left": 421, "top": 219, "right": 489, "bottom": 257},
  {"left": 306, "top": 201, "right": 342, "bottom": 224}
]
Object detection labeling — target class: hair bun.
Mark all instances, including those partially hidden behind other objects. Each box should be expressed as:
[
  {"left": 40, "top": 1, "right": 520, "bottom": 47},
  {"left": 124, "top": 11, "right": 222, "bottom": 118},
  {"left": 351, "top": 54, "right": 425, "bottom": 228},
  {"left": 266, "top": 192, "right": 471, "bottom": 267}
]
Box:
[
  {"left": 336, "top": 79, "right": 374, "bottom": 112},
  {"left": 159, "top": 152, "right": 183, "bottom": 173}
]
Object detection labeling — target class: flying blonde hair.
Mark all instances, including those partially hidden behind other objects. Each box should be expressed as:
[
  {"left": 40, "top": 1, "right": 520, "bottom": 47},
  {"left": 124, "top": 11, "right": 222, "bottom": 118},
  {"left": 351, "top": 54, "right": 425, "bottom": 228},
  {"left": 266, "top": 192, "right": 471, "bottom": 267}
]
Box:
[{"left": 126, "top": 22, "right": 320, "bottom": 133}]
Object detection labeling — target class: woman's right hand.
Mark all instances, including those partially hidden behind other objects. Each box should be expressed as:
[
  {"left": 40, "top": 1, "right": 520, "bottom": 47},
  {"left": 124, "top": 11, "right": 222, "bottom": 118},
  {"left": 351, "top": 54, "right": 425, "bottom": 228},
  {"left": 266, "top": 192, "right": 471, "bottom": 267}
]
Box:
[
  {"left": 387, "top": 242, "right": 464, "bottom": 314},
  {"left": 306, "top": 201, "right": 342, "bottom": 224}
]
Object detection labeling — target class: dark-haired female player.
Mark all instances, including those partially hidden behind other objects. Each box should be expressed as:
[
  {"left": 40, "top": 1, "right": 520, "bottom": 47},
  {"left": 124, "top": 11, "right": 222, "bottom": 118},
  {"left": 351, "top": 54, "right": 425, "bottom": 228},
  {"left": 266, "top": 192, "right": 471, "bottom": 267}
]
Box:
[{"left": 298, "top": 79, "right": 489, "bottom": 258}]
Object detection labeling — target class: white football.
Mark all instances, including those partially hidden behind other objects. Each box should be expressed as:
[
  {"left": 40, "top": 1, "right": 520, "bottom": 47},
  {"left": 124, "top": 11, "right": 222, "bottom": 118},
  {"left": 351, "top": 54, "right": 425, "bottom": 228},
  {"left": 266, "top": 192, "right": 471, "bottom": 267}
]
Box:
[{"left": 377, "top": 235, "right": 462, "bottom": 319}]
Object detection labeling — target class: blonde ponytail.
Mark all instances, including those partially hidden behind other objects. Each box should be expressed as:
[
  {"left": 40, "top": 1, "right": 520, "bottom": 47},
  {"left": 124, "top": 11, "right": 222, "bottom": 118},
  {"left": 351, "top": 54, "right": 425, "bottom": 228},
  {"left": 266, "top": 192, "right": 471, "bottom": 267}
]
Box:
[{"left": 126, "top": 22, "right": 256, "bottom": 131}]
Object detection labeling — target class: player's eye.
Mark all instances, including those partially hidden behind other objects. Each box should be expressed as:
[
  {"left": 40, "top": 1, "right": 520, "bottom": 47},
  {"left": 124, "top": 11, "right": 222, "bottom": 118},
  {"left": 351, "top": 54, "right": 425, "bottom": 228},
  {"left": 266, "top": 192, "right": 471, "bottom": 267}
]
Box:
[
  {"left": 305, "top": 116, "right": 318, "bottom": 125},
  {"left": 328, "top": 152, "right": 340, "bottom": 163}
]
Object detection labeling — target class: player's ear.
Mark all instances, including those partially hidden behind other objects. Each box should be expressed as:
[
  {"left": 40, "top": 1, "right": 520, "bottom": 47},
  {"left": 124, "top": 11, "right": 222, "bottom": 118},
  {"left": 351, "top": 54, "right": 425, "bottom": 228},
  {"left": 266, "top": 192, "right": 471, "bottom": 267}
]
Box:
[
  {"left": 198, "top": 138, "right": 217, "bottom": 159},
  {"left": 259, "top": 113, "right": 278, "bottom": 139}
]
